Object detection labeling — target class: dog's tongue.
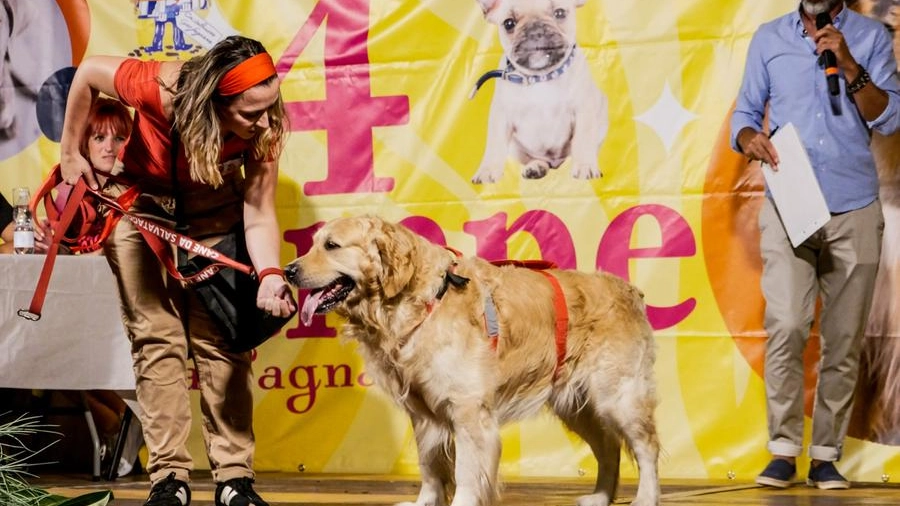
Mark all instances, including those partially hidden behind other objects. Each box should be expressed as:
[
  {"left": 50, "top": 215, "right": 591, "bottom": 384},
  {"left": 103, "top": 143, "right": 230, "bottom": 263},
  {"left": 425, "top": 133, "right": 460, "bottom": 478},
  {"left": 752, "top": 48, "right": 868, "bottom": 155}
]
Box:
[{"left": 300, "top": 291, "right": 324, "bottom": 327}]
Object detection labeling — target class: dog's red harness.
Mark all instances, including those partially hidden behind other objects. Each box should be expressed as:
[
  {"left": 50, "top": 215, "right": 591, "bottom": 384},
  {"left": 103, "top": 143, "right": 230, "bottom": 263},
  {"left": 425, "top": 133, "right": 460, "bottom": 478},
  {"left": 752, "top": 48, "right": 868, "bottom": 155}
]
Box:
[
  {"left": 488, "top": 260, "right": 569, "bottom": 381},
  {"left": 409, "top": 250, "right": 570, "bottom": 381}
]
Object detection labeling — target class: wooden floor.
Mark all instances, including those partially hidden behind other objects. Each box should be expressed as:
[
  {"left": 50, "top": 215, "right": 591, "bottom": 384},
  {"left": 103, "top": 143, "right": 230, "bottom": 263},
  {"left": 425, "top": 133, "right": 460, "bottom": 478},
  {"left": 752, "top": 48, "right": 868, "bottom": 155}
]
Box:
[{"left": 34, "top": 472, "right": 900, "bottom": 505}]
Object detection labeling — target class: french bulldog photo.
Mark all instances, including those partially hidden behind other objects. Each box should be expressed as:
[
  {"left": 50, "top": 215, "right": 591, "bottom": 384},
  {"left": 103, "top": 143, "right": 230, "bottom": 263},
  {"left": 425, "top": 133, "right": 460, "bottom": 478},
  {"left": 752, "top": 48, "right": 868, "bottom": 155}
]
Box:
[{"left": 470, "top": 0, "right": 609, "bottom": 184}]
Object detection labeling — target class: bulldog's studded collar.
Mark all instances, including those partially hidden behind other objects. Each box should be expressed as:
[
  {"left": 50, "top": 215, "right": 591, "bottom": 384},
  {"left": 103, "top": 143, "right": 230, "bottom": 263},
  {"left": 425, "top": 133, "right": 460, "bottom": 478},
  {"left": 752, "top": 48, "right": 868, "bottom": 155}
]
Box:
[{"left": 468, "top": 44, "right": 577, "bottom": 99}]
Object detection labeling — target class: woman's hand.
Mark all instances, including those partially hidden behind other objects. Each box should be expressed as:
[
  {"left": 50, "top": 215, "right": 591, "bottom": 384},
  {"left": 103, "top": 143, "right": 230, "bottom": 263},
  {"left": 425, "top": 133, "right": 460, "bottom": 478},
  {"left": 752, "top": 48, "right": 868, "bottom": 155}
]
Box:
[
  {"left": 60, "top": 152, "right": 98, "bottom": 189},
  {"left": 33, "top": 218, "right": 52, "bottom": 253},
  {"left": 257, "top": 274, "right": 297, "bottom": 318}
]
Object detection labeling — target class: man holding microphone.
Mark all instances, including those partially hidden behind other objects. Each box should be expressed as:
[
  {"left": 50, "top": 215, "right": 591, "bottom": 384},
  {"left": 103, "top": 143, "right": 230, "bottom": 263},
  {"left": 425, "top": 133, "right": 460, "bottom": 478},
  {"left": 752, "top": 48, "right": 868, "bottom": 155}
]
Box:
[{"left": 731, "top": 0, "right": 900, "bottom": 490}]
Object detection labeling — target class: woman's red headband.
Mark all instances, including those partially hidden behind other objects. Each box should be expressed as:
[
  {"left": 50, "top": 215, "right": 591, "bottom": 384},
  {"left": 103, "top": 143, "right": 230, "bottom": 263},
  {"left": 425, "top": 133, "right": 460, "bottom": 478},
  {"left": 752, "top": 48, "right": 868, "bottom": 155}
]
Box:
[{"left": 217, "top": 53, "right": 277, "bottom": 97}]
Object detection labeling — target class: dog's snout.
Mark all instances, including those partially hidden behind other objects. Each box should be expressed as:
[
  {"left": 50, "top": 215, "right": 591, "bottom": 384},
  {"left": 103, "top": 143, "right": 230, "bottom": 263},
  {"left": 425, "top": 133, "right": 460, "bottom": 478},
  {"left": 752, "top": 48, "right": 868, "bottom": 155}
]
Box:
[{"left": 283, "top": 262, "right": 300, "bottom": 285}]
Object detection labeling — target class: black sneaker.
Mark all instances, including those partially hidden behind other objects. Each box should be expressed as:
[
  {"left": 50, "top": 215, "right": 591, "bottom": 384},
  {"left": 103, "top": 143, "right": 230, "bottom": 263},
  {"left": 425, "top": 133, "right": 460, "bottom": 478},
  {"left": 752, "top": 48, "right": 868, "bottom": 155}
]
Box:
[
  {"left": 145, "top": 472, "right": 191, "bottom": 506},
  {"left": 807, "top": 461, "right": 850, "bottom": 489},
  {"left": 755, "top": 458, "right": 796, "bottom": 488},
  {"left": 214, "top": 477, "right": 269, "bottom": 506}
]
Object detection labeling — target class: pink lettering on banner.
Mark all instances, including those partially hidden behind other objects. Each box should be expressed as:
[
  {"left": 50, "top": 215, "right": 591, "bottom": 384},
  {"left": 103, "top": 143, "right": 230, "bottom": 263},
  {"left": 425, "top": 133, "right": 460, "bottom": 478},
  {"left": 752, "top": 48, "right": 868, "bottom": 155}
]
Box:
[
  {"left": 287, "top": 365, "right": 320, "bottom": 414},
  {"left": 464, "top": 211, "right": 577, "bottom": 269},
  {"left": 597, "top": 204, "right": 697, "bottom": 330},
  {"left": 276, "top": 0, "right": 409, "bottom": 195},
  {"left": 256, "top": 363, "right": 364, "bottom": 414},
  {"left": 399, "top": 216, "right": 447, "bottom": 245}
]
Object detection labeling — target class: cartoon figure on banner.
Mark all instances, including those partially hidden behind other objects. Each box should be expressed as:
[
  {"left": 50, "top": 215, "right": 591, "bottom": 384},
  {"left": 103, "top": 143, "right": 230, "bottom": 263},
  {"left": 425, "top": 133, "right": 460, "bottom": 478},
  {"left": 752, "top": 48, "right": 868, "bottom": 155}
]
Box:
[
  {"left": 135, "top": 0, "right": 206, "bottom": 55},
  {"left": 468, "top": 0, "right": 609, "bottom": 184}
]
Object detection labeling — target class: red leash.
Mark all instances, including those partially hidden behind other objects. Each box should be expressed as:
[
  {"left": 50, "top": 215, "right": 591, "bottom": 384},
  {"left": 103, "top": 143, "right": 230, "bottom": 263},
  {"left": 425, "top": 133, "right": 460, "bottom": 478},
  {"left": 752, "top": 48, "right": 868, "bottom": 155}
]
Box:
[
  {"left": 18, "top": 170, "right": 256, "bottom": 321},
  {"left": 29, "top": 165, "right": 141, "bottom": 254},
  {"left": 88, "top": 189, "right": 255, "bottom": 282},
  {"left": 17, "top": 179, "right": 91, "bottom": 321}
]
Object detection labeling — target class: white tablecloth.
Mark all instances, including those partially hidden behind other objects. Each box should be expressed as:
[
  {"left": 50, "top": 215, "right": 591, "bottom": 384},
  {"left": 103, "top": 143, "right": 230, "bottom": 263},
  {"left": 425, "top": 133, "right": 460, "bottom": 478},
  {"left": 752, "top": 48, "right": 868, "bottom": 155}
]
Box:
[{"left": 0, "top": 254, "right": 135, "bottom": 390}]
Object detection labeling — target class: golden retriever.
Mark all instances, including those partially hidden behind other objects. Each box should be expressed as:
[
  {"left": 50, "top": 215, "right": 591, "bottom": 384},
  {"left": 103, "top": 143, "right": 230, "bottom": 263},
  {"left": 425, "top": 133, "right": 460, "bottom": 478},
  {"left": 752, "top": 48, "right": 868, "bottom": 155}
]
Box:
[{"left": 285, "top": 215, "right": 660, "bottom": 506}]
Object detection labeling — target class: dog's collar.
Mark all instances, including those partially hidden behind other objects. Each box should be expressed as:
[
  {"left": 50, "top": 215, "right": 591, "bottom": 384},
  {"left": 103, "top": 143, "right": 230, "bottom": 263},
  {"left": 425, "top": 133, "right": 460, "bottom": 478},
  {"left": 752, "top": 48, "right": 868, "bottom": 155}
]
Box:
[
  {"left": 435, "top": 267, "right": 469, "bottom": 301},
  {"left": 426, "top": 250, "right": 469, "bottom": 314},
  {"left": 403, "top": 260, "right": 469, "bottom": 344},
  {"left": 434, "top": 248, "right": 469, "bottom": 302},
  {"left": 468, "top": 44, "right": 577, "bottom": 99}
]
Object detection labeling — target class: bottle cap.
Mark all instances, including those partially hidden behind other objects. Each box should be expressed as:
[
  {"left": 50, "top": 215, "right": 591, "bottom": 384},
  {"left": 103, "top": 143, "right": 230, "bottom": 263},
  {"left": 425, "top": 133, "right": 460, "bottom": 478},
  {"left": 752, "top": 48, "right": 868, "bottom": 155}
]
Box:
[{"left": 13, "top": 187, "right": 30, "bottom": 207}]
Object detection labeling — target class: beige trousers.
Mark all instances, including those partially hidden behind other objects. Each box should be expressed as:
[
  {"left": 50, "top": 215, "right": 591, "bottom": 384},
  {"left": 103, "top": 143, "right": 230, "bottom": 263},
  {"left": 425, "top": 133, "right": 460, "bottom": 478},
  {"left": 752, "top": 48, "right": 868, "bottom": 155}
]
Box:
[
  {"left": 758, "top": 198, "right": 883, "bottom": 461},
  {"left": 103, "top": 179, "right": 256, "bottom": 485}
]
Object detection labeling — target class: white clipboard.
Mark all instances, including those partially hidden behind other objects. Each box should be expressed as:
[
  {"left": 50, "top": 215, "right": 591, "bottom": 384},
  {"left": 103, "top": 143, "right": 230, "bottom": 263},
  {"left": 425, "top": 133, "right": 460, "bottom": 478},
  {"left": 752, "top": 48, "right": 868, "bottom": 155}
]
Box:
[{"left": 760, "top": 123, "right": 831, "bottom": 247}]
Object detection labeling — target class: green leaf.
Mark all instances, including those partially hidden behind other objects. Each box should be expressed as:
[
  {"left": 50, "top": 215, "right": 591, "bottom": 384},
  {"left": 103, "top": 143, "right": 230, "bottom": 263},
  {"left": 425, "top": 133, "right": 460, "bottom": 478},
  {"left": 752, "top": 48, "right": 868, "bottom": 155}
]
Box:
[{"left": 38, "top": 491, "right": 113, "bottom": 506}]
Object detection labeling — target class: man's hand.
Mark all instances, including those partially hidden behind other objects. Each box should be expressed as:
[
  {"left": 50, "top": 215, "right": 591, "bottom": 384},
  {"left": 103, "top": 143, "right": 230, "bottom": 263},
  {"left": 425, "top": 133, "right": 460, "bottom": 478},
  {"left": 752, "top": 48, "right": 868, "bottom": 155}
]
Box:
[
  {"left": 813, "top": 22, "right": 857, "bottom": 76},
  {"left": 737, "top": 127, "right": 780, "bottom": 169}
]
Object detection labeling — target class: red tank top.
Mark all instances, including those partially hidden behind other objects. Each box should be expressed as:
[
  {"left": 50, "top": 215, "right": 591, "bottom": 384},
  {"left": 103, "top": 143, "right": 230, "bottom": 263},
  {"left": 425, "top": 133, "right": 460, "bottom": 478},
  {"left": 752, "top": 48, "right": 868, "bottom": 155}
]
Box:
[{"left": 113, "top": 59, "right": 255, "bottom": 189}]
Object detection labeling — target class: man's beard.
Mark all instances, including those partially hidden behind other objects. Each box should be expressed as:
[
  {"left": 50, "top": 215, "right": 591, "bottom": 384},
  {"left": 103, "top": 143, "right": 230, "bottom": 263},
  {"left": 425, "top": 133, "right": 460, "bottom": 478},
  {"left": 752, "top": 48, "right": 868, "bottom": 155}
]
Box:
[{"left": 801, "top": 0, "right": 841, "bottom": 16}]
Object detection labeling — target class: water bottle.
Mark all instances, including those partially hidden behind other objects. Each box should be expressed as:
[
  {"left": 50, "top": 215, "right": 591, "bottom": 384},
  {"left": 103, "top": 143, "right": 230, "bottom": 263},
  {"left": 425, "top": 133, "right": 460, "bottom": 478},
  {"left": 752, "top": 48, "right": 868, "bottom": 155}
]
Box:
[{"left": 12, "top": 187, "right": 35, "bottom": 254}]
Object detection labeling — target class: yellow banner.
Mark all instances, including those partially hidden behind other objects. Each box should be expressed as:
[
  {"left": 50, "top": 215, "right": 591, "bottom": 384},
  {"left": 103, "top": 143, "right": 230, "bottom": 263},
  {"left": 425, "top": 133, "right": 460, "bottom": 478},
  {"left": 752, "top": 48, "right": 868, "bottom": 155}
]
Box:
[{"left": 1, "top": 0, "right": 898, "bottom": 482}]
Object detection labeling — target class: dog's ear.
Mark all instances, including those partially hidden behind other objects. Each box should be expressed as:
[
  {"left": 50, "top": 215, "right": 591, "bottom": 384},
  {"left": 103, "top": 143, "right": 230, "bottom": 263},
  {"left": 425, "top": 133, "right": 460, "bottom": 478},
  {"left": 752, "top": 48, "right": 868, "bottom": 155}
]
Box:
[
  {"left": 475, "top": 0, "right": 500, "bottom": 16},
  {"left": 374, "top": 221, "right": 418, "bottom": 299}
]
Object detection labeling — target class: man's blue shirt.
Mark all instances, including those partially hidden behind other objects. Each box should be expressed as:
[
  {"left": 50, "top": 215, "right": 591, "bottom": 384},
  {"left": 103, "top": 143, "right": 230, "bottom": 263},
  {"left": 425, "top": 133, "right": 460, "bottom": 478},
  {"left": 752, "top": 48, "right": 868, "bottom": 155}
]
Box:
[{"left": 731, "top": 6, "right": 900, "bottom": 213}]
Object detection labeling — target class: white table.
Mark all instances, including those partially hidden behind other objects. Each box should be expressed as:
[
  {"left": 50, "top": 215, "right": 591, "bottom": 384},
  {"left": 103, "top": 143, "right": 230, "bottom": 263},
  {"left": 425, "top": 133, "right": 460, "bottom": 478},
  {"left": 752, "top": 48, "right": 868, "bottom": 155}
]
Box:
[
  {"left": 0, "top": 254, "right": 136, "bottom": 479},
  {"left": 0, "top": 254, "right": 134, "bottom": 389}
]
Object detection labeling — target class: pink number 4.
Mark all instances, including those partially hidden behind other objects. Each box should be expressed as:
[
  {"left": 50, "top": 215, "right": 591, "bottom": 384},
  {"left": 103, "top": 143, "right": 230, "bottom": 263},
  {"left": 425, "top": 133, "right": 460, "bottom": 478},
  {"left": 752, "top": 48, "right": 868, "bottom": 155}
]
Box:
[{"left": 275, "top": 0, "right": 410, "bottom": 196}]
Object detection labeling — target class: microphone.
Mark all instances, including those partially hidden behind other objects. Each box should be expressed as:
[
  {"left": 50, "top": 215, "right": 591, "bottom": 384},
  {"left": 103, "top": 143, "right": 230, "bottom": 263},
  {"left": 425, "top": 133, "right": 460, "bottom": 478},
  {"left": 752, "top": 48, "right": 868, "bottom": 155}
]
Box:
[{"left": 815, "top": 12, "right": 840, "bottom": 96}]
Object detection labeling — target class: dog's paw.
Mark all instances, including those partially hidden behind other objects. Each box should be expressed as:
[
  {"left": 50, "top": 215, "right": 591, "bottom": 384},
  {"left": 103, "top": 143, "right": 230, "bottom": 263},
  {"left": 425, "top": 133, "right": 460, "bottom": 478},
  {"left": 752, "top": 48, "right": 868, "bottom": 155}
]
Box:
[
  {"left": 522, "top": 161, "right": 550, "bottom": 179},
  {"left": 472, "top": 166, "right": 503, "bottom": 184},
  {"left": 575, "top": 492, "right": 612, "bottom": 506},
  {"left": 394, "top": 492, "right": 446, "bottom": 506},
  {"left": 571, "top": 162, "right": 601, "bottom": 180}
]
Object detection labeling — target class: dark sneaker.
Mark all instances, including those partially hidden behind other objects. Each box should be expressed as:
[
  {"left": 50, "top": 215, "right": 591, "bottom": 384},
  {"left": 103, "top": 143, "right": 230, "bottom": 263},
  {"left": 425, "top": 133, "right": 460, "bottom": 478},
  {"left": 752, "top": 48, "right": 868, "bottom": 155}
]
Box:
[
  {"left": 215, "top": 477, "right": 269, "bottom": 506},
  {"left": 755, "top": 459, "right": 796, "bottom": 488},
  {"left": 807, "top": 461, "right": 850, "bottom": 490},
  {"left": 145, "top": 472, "right": 191, "bottom": 506}
]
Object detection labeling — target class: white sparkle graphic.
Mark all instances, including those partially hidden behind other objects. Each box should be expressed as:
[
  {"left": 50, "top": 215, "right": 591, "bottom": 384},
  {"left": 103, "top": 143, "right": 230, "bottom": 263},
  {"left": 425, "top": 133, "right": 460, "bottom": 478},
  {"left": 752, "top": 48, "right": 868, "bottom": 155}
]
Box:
[{"left": 635, "top": 82, "right": 697, "bottom": 153}]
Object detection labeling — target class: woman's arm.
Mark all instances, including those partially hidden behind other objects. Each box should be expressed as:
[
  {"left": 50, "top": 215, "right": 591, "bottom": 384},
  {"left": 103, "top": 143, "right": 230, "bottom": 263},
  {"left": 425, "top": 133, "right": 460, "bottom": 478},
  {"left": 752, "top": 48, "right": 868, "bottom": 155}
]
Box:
[
  {"left": 243, "top": 157, "right": 296, "bottom": 317},
  {"left": 0, "top": 193, "right": 13, "bottom": 243},
  {"left": 1, "top": 221, "right": 12, "bottom": 244}
]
